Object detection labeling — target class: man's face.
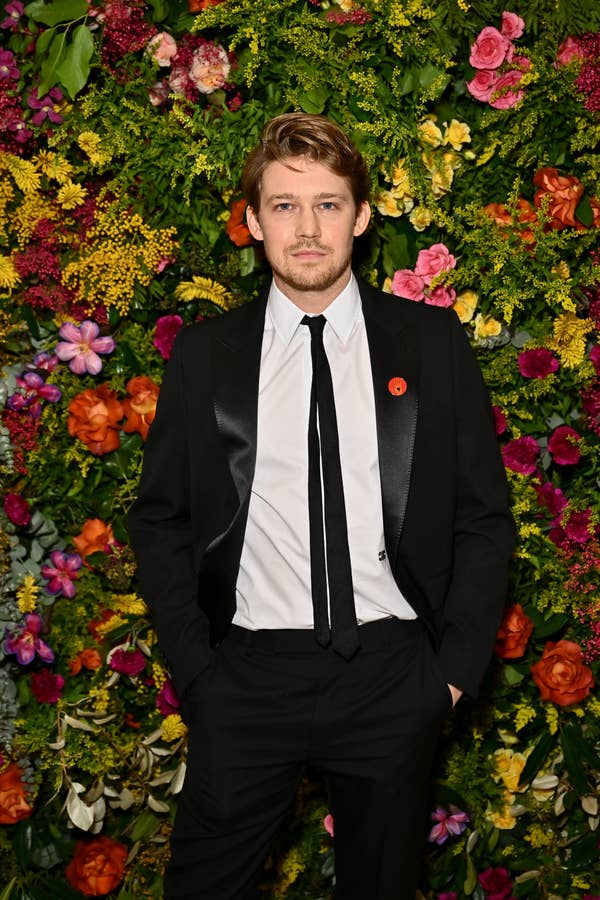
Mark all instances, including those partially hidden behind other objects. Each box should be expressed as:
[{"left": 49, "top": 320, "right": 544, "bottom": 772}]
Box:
[{"left": 246, "top": 157, "right": 370, "bottom": 311}]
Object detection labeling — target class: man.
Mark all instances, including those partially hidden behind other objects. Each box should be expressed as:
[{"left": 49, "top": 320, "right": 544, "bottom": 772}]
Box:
[{"left": 128, "top": 113, "right": 514, "bottom": 900}]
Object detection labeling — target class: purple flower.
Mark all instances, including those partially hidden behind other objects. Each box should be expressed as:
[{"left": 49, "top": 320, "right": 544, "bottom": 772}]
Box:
[
  {"left": 1, "top": 2, "right": 24, "bottom": 31},
  {"left": 27, "top": 87, "right": 64, "bottom": 126},
  {"left": 41, "top": 550, "right": 82, "bottom": 598},
  {"left": 428, "top": 805, "right": 469, "bottom": 845},
  {"left": 156, "top": 678, "right": 180, "bottom": 716},
  {"left": 109, "top": 645, "right": 147, "bottom": 677},
  {"left": 8, "top": 371, "right": 61, "bottom": 417},
  {"left": 4, "top": 613, "right": 54, "bottom": 665},
  {"left": 28, "top": 351, "right": 60, "bottom": 373},
  {"left": 502, "top": 435, "right": 539, "bottom": 475},
  {"left": 0, "top": 49, "right": 20, "bottom": 81},
  {"left": 55, "top": 321, "right": 115, "bottom": 375}
]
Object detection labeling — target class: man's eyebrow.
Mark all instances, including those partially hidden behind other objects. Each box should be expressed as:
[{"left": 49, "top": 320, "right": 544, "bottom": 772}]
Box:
[{"left": 266, "top": 192, "right": 350, "bottom": 202}]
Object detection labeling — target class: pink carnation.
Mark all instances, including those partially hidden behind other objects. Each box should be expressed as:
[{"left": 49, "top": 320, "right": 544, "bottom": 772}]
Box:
[
  {"left": 492, "top": 406, "right": 507, "bottom": 435},
  {"left": 147, "top": 31, "right": 177, "bottom": 67},
  {"left": 467, "top": 69, "right": 500, "bottom": 103},
  {"left": 469, "top": 26, "right": 511, "bottom": 70},
  {"left": 535, "top": 482, "right": 567, "bottom": 521},
  {"left": 548, "top": 425, "right": 581, "bottom": 465},
  {"left": 189, "top": 42, "right": 230, "bottom": 94},
  {"left": 502, "top": 435, "right": 539, "bottom": 475},
  {"left": 31, "top": 669, "right": 64, "bottom": 704},
  {"left": 414, "top": 243, "right": 456, "bottom": 285},
  {"left": 154, "top": 315, "right": 183, "bottom": 360},
  {"left": 478, "top": 866, "right": 514, "bottom": 900},
  {"left": 589, "top": 345, "right": 600, "bottom": 376},
  {"left": 564, "top": 508, "right": 594, "bottom": 543},
  {"left": 517, "top": 348, "right": 559, "bottom": 379},
  {"left": 391, "top": 270, "right": 425, "bottom": 302},
  {"left": 109, "top": 645, "right": 147, "bottom": 677},
  {"left": 156, "top": 678, "right": 180, "bottom": 716},
  {"left": 4, "top": 492, "right": 31, "bottom": 527}
]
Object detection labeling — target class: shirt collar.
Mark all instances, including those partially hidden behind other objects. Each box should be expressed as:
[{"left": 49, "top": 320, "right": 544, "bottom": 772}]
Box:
[{"left": 267, "top": 274, "right": 361, "bottom": 346}]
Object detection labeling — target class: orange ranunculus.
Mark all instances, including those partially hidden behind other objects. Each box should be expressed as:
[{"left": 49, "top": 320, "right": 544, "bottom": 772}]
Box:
[
  {"left": 533, "top": 166, "right": 585, "bottom": 230},
  {"left": 0, "top": 763, "right": 33, "bottom": 825},
  {"left": 531, "top": 639, "right": 594, "bottom": 706},
  {"left": 188, "top": 0, "right": 224, "bottom": 11},
  {"left": 73, "top": 519, "right": 116, "bottom": 559},
  {"left": 69, "top": 647, "right": 103, "bottom": 675},
  {"left": 122, "top": 375, "right": 160, "bottom": 441},
  {"left": 226, "top": 199, "right": 253, "bottom": 247},
  {"left": 68, "top": 385, "right": 123, "bottom": 455},
  {"left": 66, "top": 836, "right": 127, "bottom": 896},
  {"left": 495, "top": 603, "right": 535, "bottom": 659}
]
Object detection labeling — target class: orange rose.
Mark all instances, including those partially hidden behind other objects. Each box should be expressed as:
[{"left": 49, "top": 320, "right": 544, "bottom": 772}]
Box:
[
  {"left": 73, "top": 519, "right": 116, "bottom": 559},
  {"left": 122, "top": 375, "right": 160, "bottom": 441},
  {"left": 69, "top": 648, "right": 103, "bottom": 675},
  {"left": 483, "top": 199, "right": 536, "bottom": 244},
  {"left": 495, "top": 603, "right": 535, "bottom": 659},
  {"left": 533, "top": 166, "right": 584, "bottom": 230},
  {"left": 188, "top": 0, "right": 224, "bottom": 11},
  {"left": 68, "top": 385, "right": 123, "bottom": 455},
  {"left": 0, "top": 763, "right": 33, "bottom": 825},
  {"left": 66, "top": 835, "right": 127, "bottom": 896},
  {"left": 531, "top": 639, "right": 594, "bottom": 706},
  {"left": 226, "top": 199, "right": 253, "bottom": 247}
]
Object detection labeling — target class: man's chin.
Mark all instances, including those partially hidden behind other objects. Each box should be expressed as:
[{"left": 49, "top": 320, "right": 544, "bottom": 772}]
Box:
[{"left": 272, "top": 261, "right": 351, "bottom": 296}]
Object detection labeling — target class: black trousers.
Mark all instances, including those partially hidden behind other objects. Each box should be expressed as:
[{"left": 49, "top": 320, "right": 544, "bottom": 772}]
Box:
[{"left": 165, "top": 617, "right": 452, "bottom": 900}]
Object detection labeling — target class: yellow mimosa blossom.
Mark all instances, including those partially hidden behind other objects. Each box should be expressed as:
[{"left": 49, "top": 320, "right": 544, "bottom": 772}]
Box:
[
  {"left": 89, "top": 686, "right": 110, "bottom": 714},
  {"left": 474, "top": 313, "right": 502, "bottom": 340},
  {"left": 409, "top": 205, "right": 433, "bottom": 232},
  {"left": 547, "top": 313, "right": 593, "bottom": 368},
  {"left": 493, "top": 748, "right": 527, "bottom": 792},
  {"left": 526, "top": 825, "right": 554, "bottom": 848},
  {"left": 35, "top": 151, "right": 73, "bottom": 183},
  {"left": 453, "top": 289, "right": 478, "bottom": 323},
  {"left": 418, "top": 118, "right": 443, "bottom": 148},
  {"left": 514, "top": 703, "right": 536, "bottom": 731},
  {"left": 443, "top": 119, "right": 471, "bottom": 151},
  {"left": 175, "top": 275, "right": 233, "bottom": 309},
  {"left": 376, "top": 189, "right": 403, "bottom": 217},
  {"left": 16, "top": 574, "right": 40, "bottom": 614},
  {"left": 161, "top": 714, "right": 187, "bottom": 742},
  {"left": 552, "top": 260, "right": 570, "bottom": 280},
  {"left": 0, "top": 255, "right": 20, "bottom": 290},
  {"left": 57, "top": 181, "right": 88, "bottom": 209},
  {"left": 152, "top": 662, "right": 168, "bottom": 690},
  {"left": 545, "top": 705, "right": 559, "bottom": 735},
  {"left": 273, "top": 847, "right": 305, "bottom": 898}
]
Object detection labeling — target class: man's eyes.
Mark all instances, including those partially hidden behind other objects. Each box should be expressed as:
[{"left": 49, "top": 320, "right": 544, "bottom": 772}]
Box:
[{"left": 273, "top": 202, "right": 338, "bottom": 211}]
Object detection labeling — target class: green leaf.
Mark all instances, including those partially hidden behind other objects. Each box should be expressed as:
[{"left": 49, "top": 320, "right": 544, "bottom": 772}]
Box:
[
  {"left": 37, "top": 31, "right": 66, "bottom": 95},
  {"left": 239, "top": 246, "right": 256, "bottom": 277},
  {"left": 56, "top": 24, "right": 94, "bottom": 98},
  {"left": 298, "top": 86, "right": 328, "bottom": 116},
  {"left": 503, "top": 664, "right": 525, "bottom": 685},
  {"left": 519, "top": 731, "right": 554, "bottom": 785},
  {"left": 463, "top": 852, "right": 478, "bottom": 895},
  {"left": 147, "top": 0, "right": 168, "bottom": 21},
  {"left": 35, "top": 26, "right": 56, "bottom": 58},
  {"left": 0, "top": 878, "right": 16, "bottom": 900},
  {"left": 561, "top": 724, "right": 589, "bottom": 795},
  {"left": 25, "top": 0, "right": 89, "bottom": 26},
  {"left": 575, "top": 194, "right": 594, "bottom": 228},
  {"left": 130, "top": 809, "right": 161, "bottom": 842}
]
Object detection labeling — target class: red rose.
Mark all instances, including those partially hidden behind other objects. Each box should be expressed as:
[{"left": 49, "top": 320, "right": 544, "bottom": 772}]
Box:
[
  {"left": 478, "top": 866, "right": 514, "bottom": 900},
  {"left": 495, "top": 603, "right": 534, "bottom": 659},
  {"left": 66, "top": 835, "right": 127, "bottom": 896},
  {"left": 531, "top": 640, "right": 594, "bottom": 706}
]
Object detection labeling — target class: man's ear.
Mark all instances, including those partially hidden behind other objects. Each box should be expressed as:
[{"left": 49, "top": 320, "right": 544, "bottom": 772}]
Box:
[
  {"left": 353, "top": 201, "right": 371, "bottom": 237},
  {"left": 245, "top": 205, "right": 263, "bottom": 241}
]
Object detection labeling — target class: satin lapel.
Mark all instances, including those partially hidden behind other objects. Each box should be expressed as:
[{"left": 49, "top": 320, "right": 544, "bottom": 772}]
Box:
[
  {"left": 361, "top": 285, "right": 420, "bottom": 564},
  {"left": 212, "top": 293, "right": 268, "bottom": 504}
]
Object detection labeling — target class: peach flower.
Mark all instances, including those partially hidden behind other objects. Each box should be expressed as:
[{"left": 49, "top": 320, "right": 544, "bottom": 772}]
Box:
[
  {"left": 0, "top": 764, "right": 33, "bottom": 825},
  {"left": 189, "top": 42, "right": 230, "bottom": 94},
  {"left": 531, "top": 640, "right": 594, "bottom": 706},
  {"left": 66, "top": 835, "right": 127, "bottom": 896},
  {"left": 533, "top": 167, "right": 585, "bottom": 229},
  {"left": 495, "top": 603, "right": 534, "bottom": 659},
  {"left": 67, "top": 385, "right": 123, "bottom": 455},
  {"left": 73, "top": 518, "right": 116, "bottom": 559},
  {"left": 122, "top": 375, "right": 160, "bottom": 441},
  {"left": 226, "top": 199, "right": 253, "bottom": 247}
]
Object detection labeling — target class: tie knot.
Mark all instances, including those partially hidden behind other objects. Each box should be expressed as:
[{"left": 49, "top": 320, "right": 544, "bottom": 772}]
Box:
[{"left": 302, "top": 314, "right": 326, "bottom": 339}]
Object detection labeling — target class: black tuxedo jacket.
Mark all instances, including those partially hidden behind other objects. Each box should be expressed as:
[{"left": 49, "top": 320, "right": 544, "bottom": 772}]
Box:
[{"left": 128, "top": 279, "right": 514, "bottom": 701}]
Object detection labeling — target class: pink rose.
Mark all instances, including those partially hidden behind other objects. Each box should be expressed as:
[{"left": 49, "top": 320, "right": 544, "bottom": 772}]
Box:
[
  {"left": 189, "top": 42, "right": 230, "bottom": 94},
  {"left": 501, "top": 12, "right": 525, "bottom": 41},
  {"left": 4, "top": 493, "right": 31, "bottom": 527},
  {"left": 502, "top": 435, "right": 539, "bottom": 475},
  {"left": 490, "top": 67, "right": 526, "bottom": 109},
  {"left": 556, "top": 36, "right": 585, "bottom": 67},
  {"left": 149, "top": 80, "right": 170, "bottom": 106},
  {"left": 517, "top": 348, "right": 559, "bottom": 379},
  {"left": 467, "top": 69, "right": 500, "bottom": 103},
  {"left": 548, "top": 425, "right": 581, "bottom": 465},
  {"left": 414, "top": 243, "right": 456, "bottom": 284},
  {"left": 469, "top": 26, "right": 511, "bottom": 70},
  {"left": 391, "top": 269, "right": 426, "bottom": 302},
  {"left": 492, "top": 406, "right": 507, "bottom": 436},
  {"left": 154, "top": 315, "right": 183, "bottom": 360},
  {"left": 147, "top": 32, "right": 177, "bottom": 67},
  {"left": 425, "top": 285, "right": 456, "bottom": 308}
]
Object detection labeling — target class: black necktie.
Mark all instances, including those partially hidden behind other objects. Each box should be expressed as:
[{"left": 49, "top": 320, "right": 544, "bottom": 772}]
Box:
[{"left": 302, "top": 314, "right": 359, "bottom": 659}]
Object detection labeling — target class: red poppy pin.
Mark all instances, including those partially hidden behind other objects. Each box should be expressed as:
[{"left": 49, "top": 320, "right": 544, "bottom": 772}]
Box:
[{"left": 388, "top": 376, "right": 407, "bottom": 396}]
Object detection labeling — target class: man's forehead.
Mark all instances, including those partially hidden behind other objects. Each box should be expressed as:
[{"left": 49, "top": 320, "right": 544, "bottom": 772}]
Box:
[{"left": 260, "top": 157, "right": 352, "bottom": 196}]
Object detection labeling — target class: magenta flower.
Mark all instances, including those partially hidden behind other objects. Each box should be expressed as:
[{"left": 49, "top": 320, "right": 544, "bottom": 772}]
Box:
[
  {"left": 154, "top": 315, "right": 183, "bottom": 360},
  {"left": 27, "top": 87, "right": 64, "bottom": 126},
  {"left": 589, "top": 345, "right": 600, "bottom": 376},
  {"left": 156, "top": 678, "right": 180, "bottom": 716},
  {"left": 0, "top": 1, "right": 24, "bottom": 31},
  {"left": 564, "top": 508, "right": 594, "bottom": 543},
  {"left": 478, "top": 866, "right": 514, "bottom": 900},
  {"left": 3, "top": 493, "right": 31, "bottom": 527},
  {"left": 517, "top": 348, "right": 559, "bottom": 379},
  {"left": 502, "top": 435, "right": 539, "bottom": 475},
  {"left": 0, "top": 49, "right": 19, "bottom": 80},
  {"left": 55, "top": 321, "right": 115, "bottom": 375},
  {"left": 438, "top": 895, "right": 458, "bottom": 900},
  {"left": 110, "top": 645, "right": 147, "bottom": 677},
  {"left": 535, "top": 482, "right": 567, "bottom": 521},
  {"left": 492, "top": 405, "right": 507, "bottom": 435},
  {"left": 323, "top": 813, "right": 334, "bottom": 837},
  {"left": 3, "top": 613, "right": 55, "bottom": 665},
  {"left": 41, "top": 550, "right": 82, "bottom": 598},
  {"left": 428, "top": 805, "right": 469, "bottom": 845},
  {"left": 28, "top": 351, "right": 60, "bottom": 373},
  {"left": 548, "top": 425, "right": 581, "bottom": 465},
  {"left": 8, "top": 371, "right": 61, "bottom": 417},
  {"left": 31, "top": 670, "right": 65, "bottom": 704}
]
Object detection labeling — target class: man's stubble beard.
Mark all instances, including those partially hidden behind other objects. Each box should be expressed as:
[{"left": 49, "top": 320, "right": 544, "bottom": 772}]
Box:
[{"left": 267, "top": 244, "right": 353, "bottom": 296}]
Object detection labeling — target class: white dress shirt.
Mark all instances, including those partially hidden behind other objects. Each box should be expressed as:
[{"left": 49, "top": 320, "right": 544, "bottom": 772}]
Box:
[{"left": 233, "top": 275, "right": 416, "bottom": 630}]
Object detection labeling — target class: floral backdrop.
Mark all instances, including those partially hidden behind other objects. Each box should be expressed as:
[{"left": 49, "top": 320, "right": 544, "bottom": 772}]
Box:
[{"left": 1, "top": 0, "right": 600, "bottom": 897}]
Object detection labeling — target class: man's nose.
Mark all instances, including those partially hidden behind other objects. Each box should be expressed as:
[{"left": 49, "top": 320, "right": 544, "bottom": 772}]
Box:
[{"left": 295, "top": 207, "right": 320, "bottom": 238}]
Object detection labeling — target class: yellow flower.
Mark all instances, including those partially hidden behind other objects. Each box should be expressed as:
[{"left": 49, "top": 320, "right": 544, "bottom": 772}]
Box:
[
  {"left": 427, "top": 155, "right": 457, "bottom": 198},
  {"left": 493, "top": 748, "right": 527, "bottom": 792},
  {"left": 547, "top": 312, "right": 593, "bottom": 368},
  {"left": 112, "top": 593, "right": 148, "bottom": 616},
  {"left": 16, "top": 574, "right": 40, "bottom": 614},
  {"left": 376, "top": 190, "right": 403, "bottom": 217},
  {"left": 35, "top": 151, "right": 73, "bottom": 184},
  {"left": 174, "top": 275, "right": 233, "bottom": 308},
  {"left": 0, "top": 255, "right": 20, "bottom": 290},
  {"left": 78, "top": 131, "right": 110, "bottom": 165},
  {"left": 474, "top": 313, "right": 502, "bottom": 340},
  {"left": 418, "top": 118, "right": 443, "bottom": 148},
  {"left": 391, "top": 159, "right": 412, "bottom": 196},
  {"left": 3, "top": 154, "right": 41, "bottom": 193},
  {"left": 453, "top": 289, "right": 478, "bottom": 323},
  {"left": 486, "top": 796, "right": 517, "bottom": 830},
  {"left": 57, "top": 181, "right": 88, "bottom": 209},
  {"left": 152, "top": 662, "right": 168, "bottom": 690},
  {"left": 409, "top": 205, "right": 432, "bottom": 232},
  {"left": 95, "top": 613, "right": 124, "bottom": 637},
  {"left": 443, "top": 119, "right": 471, "bottom": 151},
  {"left": 161, "top": 714, "right": 187, "bottom": 743}
]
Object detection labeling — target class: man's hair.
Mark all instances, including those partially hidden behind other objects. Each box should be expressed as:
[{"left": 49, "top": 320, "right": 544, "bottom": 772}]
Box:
[{"left": 241, "top": 112, "right": 371, "bottom": 212}]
